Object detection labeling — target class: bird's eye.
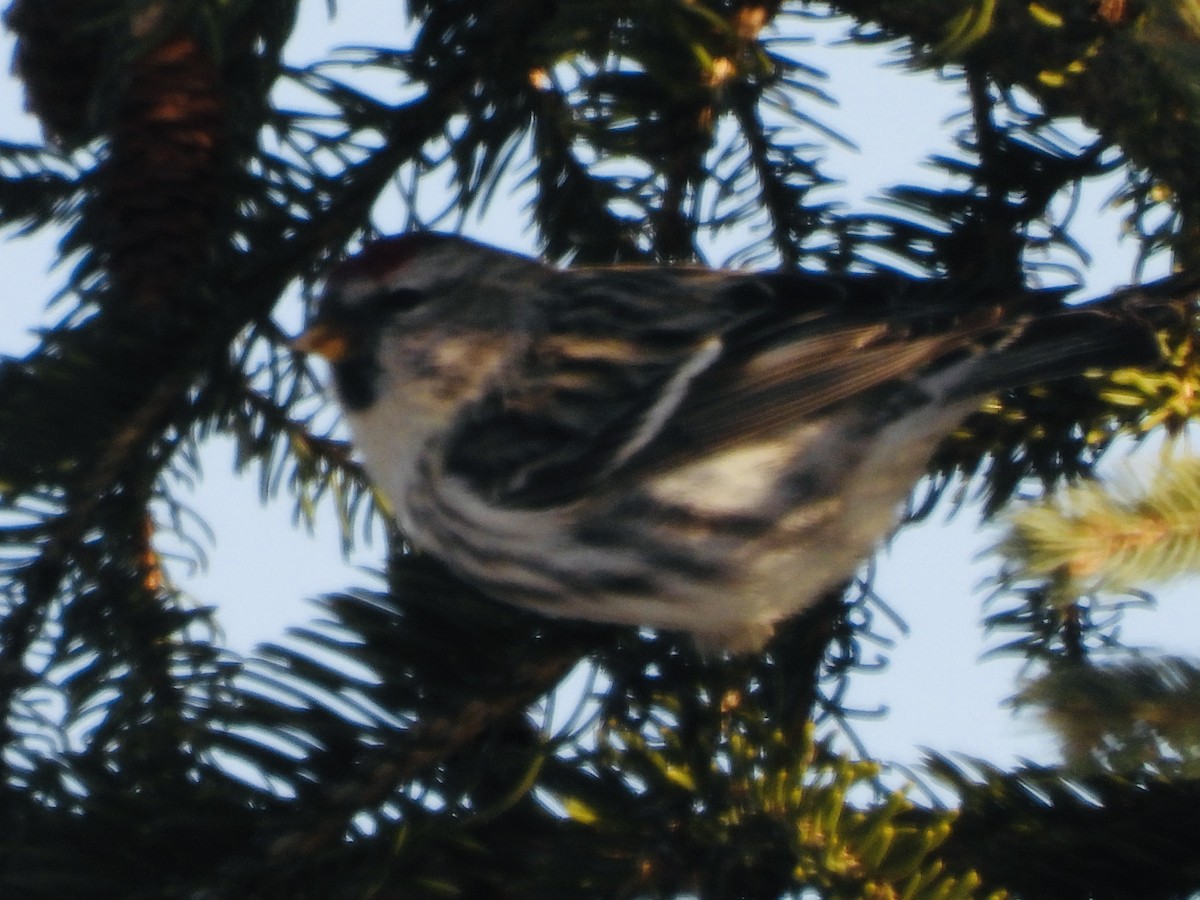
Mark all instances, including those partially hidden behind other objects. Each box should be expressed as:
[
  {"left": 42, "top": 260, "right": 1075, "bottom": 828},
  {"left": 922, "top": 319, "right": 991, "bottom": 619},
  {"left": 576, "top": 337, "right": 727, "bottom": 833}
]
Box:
[{"left": 371, "top": 287, "right": 426, "bottom": 315}]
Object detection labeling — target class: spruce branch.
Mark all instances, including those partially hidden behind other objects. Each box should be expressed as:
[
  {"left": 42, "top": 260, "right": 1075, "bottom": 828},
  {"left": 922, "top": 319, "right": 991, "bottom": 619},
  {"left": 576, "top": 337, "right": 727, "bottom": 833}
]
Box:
[
  {"left": 829, "top": 0, "right": 1200, "bottom": 261},
  {"left": 263, "top": 646, "right": 579, "bottom": 865},
  {"left": 998, "top": 455, "right": 1200, "bottom": 603},
  {"left": 1016, "top": 656, "right": 1200, "bottom": 776},
  {"left": 932, "top": 755, "right": 1200, "bottom": 899}
]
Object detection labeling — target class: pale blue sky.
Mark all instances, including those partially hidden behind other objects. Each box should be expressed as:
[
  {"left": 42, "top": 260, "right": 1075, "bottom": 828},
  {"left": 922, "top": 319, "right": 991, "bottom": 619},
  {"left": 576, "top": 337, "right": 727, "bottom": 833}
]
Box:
[{"left": 1, "top": 5, "right": 1194, "bottom": 777}]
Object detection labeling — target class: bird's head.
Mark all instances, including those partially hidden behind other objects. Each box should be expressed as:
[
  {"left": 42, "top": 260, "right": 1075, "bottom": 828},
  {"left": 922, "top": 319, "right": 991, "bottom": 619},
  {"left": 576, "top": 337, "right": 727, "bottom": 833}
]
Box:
[
  {"left": 293, "top": 232, "right": 540, "bottom": 411},
  {"left": 295, "top": 233, "right": 473, "bottom": 357}
]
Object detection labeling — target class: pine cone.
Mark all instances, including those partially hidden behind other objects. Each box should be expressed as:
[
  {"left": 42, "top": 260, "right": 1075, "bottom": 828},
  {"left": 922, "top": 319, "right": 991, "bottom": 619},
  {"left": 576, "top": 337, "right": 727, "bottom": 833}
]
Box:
[
  {"left": 101, "top": 27, "right": 227, "bottom": 318},
  {"left": 5, "top": 0, "right": 114, "bottom": 146}
]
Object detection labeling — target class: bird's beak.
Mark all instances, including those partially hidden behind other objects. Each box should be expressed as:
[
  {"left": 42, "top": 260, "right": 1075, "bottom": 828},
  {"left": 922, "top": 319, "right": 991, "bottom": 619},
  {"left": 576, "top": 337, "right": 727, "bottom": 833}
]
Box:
[{"left": 292, "top": 321, "right": 350, "bottom": 362}]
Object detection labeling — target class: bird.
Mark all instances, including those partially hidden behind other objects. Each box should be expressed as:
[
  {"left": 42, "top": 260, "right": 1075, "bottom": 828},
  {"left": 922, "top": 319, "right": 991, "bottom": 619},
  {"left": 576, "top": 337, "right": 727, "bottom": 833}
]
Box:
[{"left": 294, "top": 232, "right": 1166, "bottom": 652}]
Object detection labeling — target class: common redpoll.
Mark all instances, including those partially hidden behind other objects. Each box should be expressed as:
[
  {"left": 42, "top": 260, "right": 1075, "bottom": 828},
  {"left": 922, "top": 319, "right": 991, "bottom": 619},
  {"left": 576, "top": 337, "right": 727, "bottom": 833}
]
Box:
[{"left": 295, "top": 233, "right": 1163, "bottom": 652}]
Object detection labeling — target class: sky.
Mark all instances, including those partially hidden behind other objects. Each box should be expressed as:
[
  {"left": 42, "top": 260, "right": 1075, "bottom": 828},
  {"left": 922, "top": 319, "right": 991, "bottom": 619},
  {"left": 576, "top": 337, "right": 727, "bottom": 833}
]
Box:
[{"left": 1, "top": 4, "right": 1196, "bottom": 778}]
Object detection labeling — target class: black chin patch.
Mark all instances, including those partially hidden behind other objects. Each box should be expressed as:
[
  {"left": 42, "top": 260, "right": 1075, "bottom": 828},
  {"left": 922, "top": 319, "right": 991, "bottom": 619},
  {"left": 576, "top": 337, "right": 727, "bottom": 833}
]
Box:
[{"left": 333, "top": 354, "right": 382, "bottom": 411}]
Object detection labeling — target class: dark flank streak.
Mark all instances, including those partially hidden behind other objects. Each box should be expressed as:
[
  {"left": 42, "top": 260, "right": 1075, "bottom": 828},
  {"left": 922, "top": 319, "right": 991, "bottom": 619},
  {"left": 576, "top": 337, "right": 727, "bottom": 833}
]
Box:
[
  {"left": 576, "top": 571, "right": 660, "bottom": 598},
  {"left": 573, "top": 494, "right": 766, "bottom": 583}
]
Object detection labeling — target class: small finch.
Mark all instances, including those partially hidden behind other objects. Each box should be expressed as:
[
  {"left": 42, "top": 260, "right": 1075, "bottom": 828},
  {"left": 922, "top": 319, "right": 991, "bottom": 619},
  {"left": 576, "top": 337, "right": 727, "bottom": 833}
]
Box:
[{"left": 295, "top": 233, "right": 1168, "bottom": 652}]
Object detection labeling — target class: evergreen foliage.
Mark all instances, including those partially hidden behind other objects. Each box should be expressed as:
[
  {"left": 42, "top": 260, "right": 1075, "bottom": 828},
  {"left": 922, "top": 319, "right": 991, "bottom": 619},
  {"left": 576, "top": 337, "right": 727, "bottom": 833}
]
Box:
[
  {"left": 1001, "top": 455, "right": 1200, "bottom": 602},
  {"left": 1015, "top": 656, "right": 1200, "bottom": 775},
  {"left": 2, "top": 1, "right": 1199, "bottom": 897}
]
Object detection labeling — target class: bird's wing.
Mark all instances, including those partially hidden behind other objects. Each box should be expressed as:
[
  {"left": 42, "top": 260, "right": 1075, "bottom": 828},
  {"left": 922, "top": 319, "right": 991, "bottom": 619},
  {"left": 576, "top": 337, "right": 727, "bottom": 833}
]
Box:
[
  {"left": 655, "top": 274, "right": 1014, "bottom": 462},
  {"left": 439, "top": 269, "right": 1020, "bottom": 508}
]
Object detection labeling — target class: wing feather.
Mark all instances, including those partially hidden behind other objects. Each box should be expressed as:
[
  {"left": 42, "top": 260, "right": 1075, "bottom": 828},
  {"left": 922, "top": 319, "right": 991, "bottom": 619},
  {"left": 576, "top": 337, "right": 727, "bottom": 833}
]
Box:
[{"left": 442, "top": 270, "right": 1013, "bottom": 507}]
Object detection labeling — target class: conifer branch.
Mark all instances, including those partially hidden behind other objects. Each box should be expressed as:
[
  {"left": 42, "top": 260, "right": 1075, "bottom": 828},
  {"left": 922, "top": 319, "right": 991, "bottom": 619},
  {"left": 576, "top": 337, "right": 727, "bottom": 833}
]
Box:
[
  {"left": 1016, "top": 656, "right": 1200, "bottom": 775},
  {"left": 999, "top": 455, "right": 1200, "bottom": 602}
]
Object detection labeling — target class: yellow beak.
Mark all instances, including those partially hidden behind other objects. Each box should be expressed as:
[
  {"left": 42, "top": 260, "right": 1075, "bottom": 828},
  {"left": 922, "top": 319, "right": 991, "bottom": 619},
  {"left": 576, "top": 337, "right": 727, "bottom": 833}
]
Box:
[{"left": 292, "top": 321, "right": 350, "bottom": 362}]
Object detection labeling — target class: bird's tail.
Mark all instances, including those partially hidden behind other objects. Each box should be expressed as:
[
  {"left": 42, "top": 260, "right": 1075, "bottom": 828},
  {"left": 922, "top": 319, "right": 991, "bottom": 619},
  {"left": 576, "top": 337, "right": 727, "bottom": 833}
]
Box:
[{"left": 949, "top": 277, "right": 1193, "bottom": 400}]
